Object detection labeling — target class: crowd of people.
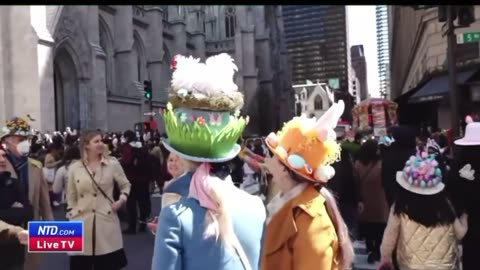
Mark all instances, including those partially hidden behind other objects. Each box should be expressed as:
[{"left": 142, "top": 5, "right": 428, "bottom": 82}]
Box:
[{"left": 1, "top": 52, "right": 479, "bottom": 270}]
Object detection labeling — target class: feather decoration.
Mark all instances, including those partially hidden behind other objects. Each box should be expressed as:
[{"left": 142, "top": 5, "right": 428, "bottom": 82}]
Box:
[{"left": 170, "top": 53, "right": 238, "bottom": 96}]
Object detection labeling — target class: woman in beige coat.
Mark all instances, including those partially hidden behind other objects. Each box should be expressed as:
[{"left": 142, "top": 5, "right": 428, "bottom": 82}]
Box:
[
  {"left": 354, "top": 140, "right": 389, "bottom": 263},
  {"left": 66, "top": 130, "right": 131, "bottom": 270}
]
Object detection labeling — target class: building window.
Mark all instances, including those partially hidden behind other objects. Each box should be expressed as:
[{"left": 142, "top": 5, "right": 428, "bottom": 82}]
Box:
[
  {"left": 225, "top": 7, "right": 236, "bottom": 38},
  {"left": 137, "top": 53, "right": 142, "bottom": 82},
  {"left": 314, "top": 95, "right": 323, "bottom": 110}
]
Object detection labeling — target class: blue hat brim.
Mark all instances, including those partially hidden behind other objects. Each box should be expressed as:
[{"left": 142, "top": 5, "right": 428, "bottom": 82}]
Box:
[{"left": 162, "top": 139, "right": 241, "bottom": 163}]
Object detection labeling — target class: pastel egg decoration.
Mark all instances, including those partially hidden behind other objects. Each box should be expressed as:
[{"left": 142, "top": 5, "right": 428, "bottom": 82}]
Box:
[
  {"left": 287, "top": 154, "right": 306, "bottom": 170},
  {"left": 314, "top": 165, "right": 335, "bottom": 182},
  {"left": 408, "top": 177, "right": 413, "bottom": 185},
  {"left": 275, "top": 146, "right": 288, "bottom": 160},
  {"left": 420, "top": 181, "right": 426, "bottom": 188},
  {"left": 435, "top": 168, "right": 442, "bottom": 177}
]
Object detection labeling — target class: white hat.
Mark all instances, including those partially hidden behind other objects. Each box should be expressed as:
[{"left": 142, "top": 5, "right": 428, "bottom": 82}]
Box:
[
  {"left": 396, "top": 151, "right": 445, "bottom": 195},
  {"left": 455, "top": 116, "right": 480, "bottom": 146}
]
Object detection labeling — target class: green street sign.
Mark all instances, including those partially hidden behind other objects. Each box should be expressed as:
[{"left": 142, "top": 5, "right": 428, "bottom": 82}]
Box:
[
  {"left": 328, "top": 78, "right": 340, "bottom": 90},
  {"left": 457, "top": 32, "right": 480, "bottom": 44}
]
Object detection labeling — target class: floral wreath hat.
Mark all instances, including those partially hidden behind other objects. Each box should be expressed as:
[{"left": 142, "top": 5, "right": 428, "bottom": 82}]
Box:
[
  {"left": 161, "top": 53, "right": 248, "bottom": 163},
  {"left": 265, "top": 101, "right": 345, "bottom": 183},
  {"left": 396, "top": 150, "right": 444, "bottom": 195},
  {"left": 0, "top": 116, "right": 34, "bottom": 141}
]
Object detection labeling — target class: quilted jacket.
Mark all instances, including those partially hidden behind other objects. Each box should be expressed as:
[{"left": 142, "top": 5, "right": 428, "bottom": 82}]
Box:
[{"left": 396, "top": 215, "right": 458, "bottom": 270}]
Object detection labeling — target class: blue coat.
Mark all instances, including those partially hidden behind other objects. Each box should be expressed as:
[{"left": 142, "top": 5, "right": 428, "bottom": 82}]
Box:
[
  {"left": 164, "top": 172, "right": 193, "bottom": 197},
  {"left": 152, "top": 185, "right": 267, "bottom": 270}
]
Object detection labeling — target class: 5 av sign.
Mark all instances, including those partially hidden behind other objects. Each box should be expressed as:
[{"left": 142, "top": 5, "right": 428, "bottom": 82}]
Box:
[{"left": 457, "top": 31, "right": 480, "bottom": 44}]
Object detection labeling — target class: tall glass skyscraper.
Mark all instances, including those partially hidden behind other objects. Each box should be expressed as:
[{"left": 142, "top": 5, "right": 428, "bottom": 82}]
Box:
[
  {"left": 376, "top": 5, "right": 390, "bottom": 98},
  {"left": 282, "top": 6, "right": 349, "bottom": 92}
]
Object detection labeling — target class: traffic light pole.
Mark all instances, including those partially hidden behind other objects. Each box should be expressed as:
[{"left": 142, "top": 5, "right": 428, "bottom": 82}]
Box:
[{"left": 446, "top": 6, "right": 460, "bottom": 138}]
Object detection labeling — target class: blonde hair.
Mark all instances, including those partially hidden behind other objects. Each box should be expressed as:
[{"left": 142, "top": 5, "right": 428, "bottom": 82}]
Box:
[
  {"left": 320, "top": 188, "right": 354, "bottom": 270},
  {"left": 79, "top": 130, "right": 105, "bottom": 163}
]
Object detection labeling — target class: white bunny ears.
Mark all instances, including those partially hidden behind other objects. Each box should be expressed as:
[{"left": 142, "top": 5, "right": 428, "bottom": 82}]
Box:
[
  {"left": 313, "top": 100, "right": 345, "bottom": 141},
  {"left": 171, "top": 53, "right": 239, "bottom": 96}
]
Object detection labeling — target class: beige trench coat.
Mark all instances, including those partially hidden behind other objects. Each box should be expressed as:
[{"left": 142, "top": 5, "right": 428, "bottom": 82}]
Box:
[
  {"left": 66, "top": 157, "right": 131, "bottom": 256},
  {"left": 7, "top": 158, "right": 54, "bottom": 270}
]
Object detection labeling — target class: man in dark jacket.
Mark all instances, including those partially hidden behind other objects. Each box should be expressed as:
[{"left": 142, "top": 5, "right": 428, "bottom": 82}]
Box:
[
  {"left": 121, "top": 130, "right": 153, "bottom": 234},
  {"left": 381, "top": 126, "right": 417, "bottom": 206},
  {"left": 0, "top": 145, "right": 33, "bottom": 270},
  {"left": 327, "top": 144, "right": 360, "bottom": 240}
]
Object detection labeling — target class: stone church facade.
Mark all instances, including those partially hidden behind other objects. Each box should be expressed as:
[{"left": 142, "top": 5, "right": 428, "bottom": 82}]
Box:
[{"left": 0, "top": 5, "right": 294, "bottom": 135}]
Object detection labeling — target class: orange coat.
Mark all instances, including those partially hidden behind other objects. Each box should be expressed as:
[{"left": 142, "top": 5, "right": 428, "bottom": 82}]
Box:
[{"left": 262, "top": 185, "right": 339, "bottom": 270}]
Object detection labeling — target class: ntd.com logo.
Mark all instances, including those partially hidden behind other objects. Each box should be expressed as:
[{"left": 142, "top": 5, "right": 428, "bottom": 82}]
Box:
[{"left": 28, "top": 221, "right": 83, "bottom": 253}]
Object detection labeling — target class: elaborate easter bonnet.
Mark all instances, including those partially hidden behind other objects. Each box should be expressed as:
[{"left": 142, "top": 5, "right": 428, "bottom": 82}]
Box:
[
  {"left": 396, "top": 150, "right": 444, "bottom": 195},
  {"left": 455, "top": 116, "right": 480, "bottom": 146},
  {"left": 265, "top": 101, "right": 345, "bottom": 183},
  {"left": 161, "top": 53, "right": 248, "bottom": 162},
  {"left": 0, "top": 116, "right": 34, "bottom": 141}
]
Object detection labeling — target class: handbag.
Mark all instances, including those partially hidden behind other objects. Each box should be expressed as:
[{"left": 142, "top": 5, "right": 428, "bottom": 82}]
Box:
[{"left": 42, "top": 167, "right": 56, "bottom": 184}]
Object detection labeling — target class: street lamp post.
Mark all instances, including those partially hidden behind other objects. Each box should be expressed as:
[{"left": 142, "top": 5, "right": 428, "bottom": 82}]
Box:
[{"left": 446, "top": 6, "right": 460, "bottom": 138}]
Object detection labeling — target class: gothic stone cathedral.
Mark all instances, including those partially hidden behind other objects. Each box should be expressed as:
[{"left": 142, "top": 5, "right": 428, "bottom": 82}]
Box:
[{"left": 0, "top": 5, "right": 294, "bottom": 135}]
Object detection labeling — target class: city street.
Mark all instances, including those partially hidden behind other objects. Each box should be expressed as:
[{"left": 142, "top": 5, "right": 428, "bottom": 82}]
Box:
[{"left": 39, "top": 196, "right": 162, "bottom": 270}]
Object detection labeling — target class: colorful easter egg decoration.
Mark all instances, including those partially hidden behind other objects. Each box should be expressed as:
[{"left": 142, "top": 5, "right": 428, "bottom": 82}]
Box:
[{"left": 287, "top": 154, "right": 306, "bottom": 169}]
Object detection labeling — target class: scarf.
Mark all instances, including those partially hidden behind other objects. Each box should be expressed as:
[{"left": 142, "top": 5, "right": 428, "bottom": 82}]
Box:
[
  {"left": 8, "top": 151, "right": 29, "bottom": 194},
  {"left": 188, "top": 163, "right": 234, "bottom": 212},
  {"left": 266, "top": 182, "right": 308, "bottom": 224}
]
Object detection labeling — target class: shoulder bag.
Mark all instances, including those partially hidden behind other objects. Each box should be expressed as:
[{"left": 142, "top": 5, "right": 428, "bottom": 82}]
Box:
[{"left": 82, "top": 163, "right": 114, "bottom": 204}]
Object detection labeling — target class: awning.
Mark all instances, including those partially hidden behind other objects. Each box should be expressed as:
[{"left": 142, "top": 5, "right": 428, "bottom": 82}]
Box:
[{"left": 409, "top": 70, "right": 476, "bottom": 103}]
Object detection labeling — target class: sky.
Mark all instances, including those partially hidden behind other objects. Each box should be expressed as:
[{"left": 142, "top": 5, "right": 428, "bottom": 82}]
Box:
[{"left": 347, "top": 5, "right": 380, "bottom": 98}]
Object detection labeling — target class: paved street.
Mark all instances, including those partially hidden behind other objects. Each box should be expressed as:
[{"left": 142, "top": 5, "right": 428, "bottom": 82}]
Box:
[{"left": 39, "top": 196, "right": 162, "bottom": 270}]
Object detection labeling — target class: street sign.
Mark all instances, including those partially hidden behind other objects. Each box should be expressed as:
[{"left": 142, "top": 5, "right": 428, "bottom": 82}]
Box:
[
  {"left": 143, "top": 112, "right": 156, "bottom": 116},
  {"left": 328, "top": 78, "right": 340, "bottom": 90},
  {"left": 457, "top": 32, "right": 480, "bottom": 44}
]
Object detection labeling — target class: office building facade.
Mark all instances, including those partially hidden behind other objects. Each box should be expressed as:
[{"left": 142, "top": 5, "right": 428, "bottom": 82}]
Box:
[
  {"left": 351, "top": 45, "right": 368, "bottom": 101},
  {"left": 376, "top": 5, "right": 390, "bottom": 99},
  {"left": 282, "top": 5, "right": 349, "bottom": 91}
]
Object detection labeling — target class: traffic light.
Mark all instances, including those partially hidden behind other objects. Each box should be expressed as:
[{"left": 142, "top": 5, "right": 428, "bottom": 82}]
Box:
[
  {"left": 457, "top": 6, "right": 475, "bottom": 27},
  {"left": 438, "top": 6, "right": 457, "bottom": 22},
  {"left": 143, "top": 80, "right": 152, "bottom": 100}
]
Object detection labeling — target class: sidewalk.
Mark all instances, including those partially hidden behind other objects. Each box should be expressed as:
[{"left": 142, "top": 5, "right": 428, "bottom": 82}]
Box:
[{"left": 353, "top": 241, "right": 379, "bottom": 270}]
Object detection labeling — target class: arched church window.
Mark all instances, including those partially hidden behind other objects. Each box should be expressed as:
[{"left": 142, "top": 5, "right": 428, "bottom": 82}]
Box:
[
  {"left": 314, "top": 95, "right": 323, "bottom": 110},
  {"left": 137, "top": 50, "right": 142, "bottom": 82},
  {"left": 132, "top": 34, "right": 146, "bottom": 83},
  {"left": 225, "top": 7, "right": 236, "bottom": 38},
  {"left": 99, "top": 18, "right": 113, "bottom": 92}
]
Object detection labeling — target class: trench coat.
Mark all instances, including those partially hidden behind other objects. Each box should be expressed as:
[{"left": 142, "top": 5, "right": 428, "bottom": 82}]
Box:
[
  {"left": 262, "top": 185, "right": 339, "bottom": 270},
  {"left": 7, "top": 158, "right": 54, "bottom": 270},
  {"left": 66, "top": 157, "right": 131, "bottom": 256}
]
